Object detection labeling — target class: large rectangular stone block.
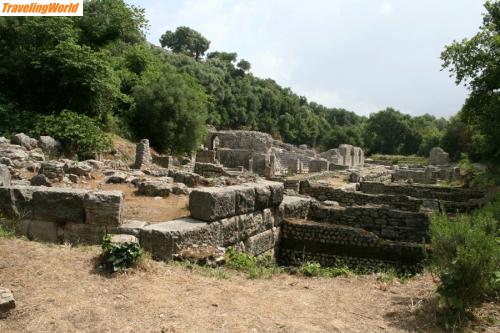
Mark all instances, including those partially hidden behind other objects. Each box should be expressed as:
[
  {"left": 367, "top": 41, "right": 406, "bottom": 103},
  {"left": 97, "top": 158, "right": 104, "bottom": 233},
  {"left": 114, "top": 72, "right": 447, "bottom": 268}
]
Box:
[
  {"left": 139, "top": 223, "right": 174, "bottom": 260},
  {"left": 244, "top": 229, "right": 275, "bottom": 256},
  {"left": 63, "top": 223, "right": 107, "bottom": 245},
  {"left": 257, "top": 181, "right": 284, "bottom": 206},
  {"left": 83, "top": 191, "right": 123, "bottom": 226},
  {"left": 189, "top": 187, "right": 236, "bottom": 222},
  {"left": 28, "top": 220, "right": 62, "bottom": 243},
  {"left": 32, "top": 188, "right": 87, "bottom": 223},
  {"left": 219, "top": 216, "right": 239, "bottom": 246},
  {"left": 234, "top": 185, "right": 255, "bottom": 215},
  {"left": 0, "top": 186, "right": 35, "bottom": 219}
]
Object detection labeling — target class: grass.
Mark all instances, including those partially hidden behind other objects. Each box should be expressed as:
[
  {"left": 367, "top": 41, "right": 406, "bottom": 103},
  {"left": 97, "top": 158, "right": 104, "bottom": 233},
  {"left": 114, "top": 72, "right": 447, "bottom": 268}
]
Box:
[
  {"left": 371, "top": 154, "right": 428, "bottom": 166},
  {"left": 0, "top": 214, "right": 15, "bottom": 238}
]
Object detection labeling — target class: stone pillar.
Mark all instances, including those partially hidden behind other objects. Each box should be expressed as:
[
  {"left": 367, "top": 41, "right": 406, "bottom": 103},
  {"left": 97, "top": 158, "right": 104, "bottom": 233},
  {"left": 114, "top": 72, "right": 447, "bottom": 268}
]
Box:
[{"left": 134, "top": 139, "right": 152, "bottom": 170}]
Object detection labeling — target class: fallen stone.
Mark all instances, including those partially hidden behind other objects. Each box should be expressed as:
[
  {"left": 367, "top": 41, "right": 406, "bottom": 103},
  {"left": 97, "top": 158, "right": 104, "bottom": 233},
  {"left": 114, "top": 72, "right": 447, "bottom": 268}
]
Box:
[
  {"left": 11, "top": 133, "right": 38, "bottom": 150},
  {"left": 39, "top": 161, "right": 65, "bottom": 181},
  {"left": 38, "top": 136, "right": 61, "bottom": 154},
  {"left": 0, "top": 164, "right": 11, "bottom": 187},
  {"left": 30, "top": 174, "right": 52, "bottom": 187},
  {"left": 0, "top": 287, "right": 15, "bottom": 316},
  {"left": 110, "top": 234, "right": 139, "bottom": 245}
]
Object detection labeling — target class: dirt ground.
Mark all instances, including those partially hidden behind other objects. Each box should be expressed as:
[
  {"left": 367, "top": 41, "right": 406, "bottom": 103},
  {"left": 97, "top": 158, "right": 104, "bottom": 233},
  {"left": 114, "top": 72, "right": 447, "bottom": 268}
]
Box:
[
  {"left": 97, "top": 183, "right": 189, "bottom": 223},
  {"left": 73, "top": 179, "right": 190, "bottom": 223},
  {"left": 1, "top": 238, "right": 497, "bottom": 333}
]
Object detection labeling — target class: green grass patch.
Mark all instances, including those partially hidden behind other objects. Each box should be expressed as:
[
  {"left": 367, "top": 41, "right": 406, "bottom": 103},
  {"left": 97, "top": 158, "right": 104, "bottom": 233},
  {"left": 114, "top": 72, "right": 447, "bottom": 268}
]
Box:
[{"left": 371, "top": 154, "right": 428, "bottom": 166}]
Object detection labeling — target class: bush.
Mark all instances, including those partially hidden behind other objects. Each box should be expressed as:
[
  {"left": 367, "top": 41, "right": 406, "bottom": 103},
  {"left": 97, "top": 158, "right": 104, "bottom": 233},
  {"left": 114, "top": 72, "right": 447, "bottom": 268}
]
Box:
[
  {"left": 101, "top": 234, "right": 143, "bottom": 273},
  {"left": 32, "top": 110, "right": 112, "bottom": 159},
  {"left": 429, "top": 211, "right": 499, "bottom": 325},
  {"left": 298, "top": 261, "right": 352, "bottom": 278}
]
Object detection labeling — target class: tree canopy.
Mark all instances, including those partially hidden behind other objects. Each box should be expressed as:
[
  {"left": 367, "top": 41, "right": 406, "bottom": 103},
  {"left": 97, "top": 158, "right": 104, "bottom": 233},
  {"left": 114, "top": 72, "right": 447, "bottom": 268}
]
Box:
[{"left": 0, "top": 0, "right": 493, "bottom": 163}]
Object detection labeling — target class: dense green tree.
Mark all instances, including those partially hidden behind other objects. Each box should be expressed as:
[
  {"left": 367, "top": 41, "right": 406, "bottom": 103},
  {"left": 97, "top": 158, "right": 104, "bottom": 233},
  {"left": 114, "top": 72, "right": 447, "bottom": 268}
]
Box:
[
  {"left": 160, "top": 26, "right": 210, "bottom": 60},
  {"left": 364, "top": 108, "right": 414, "bottom": 154},
  {"left": 237, "top": 59, "right": 251, "bottom": 72},
  {"left": 441, "top": 0, "right": 500, "bottom": 161},
  {"left": 131, "top": 64, "right": 208, "bottom": 154}
]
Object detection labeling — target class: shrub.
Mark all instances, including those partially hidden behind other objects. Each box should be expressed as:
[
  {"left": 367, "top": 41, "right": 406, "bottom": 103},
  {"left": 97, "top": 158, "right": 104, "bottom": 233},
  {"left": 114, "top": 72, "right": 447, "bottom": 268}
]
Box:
[
  {"left": 298, "top": 261, "right": 352, "bottom": 278},
  {"left": 32, "top": 110, "right": 112, "bottom": 159},
  {"left": 429, "top": 211, "right": 499, "bottom": 325},
  {"left": 101, "top": 234, "right": 143, "bottom": 273}
]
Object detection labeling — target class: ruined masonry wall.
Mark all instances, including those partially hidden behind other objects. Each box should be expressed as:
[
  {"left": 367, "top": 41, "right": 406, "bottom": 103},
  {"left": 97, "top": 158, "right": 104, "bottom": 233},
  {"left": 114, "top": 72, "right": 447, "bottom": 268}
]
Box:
[
  {"left": 0, "top": 186, "right": 123, "bottom": 244},
  {"left": 277, "top": 219, "right": 426, "bottom": 269},
  {"left": 300, "top": 181, "right": 423, "bottom": 212}
]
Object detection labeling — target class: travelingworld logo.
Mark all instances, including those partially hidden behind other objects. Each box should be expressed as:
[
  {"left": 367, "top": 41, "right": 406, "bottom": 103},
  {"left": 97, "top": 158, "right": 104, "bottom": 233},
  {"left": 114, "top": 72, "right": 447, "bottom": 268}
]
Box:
[{"left": 1, "top": 0, "right": 83, "bottom": 16}]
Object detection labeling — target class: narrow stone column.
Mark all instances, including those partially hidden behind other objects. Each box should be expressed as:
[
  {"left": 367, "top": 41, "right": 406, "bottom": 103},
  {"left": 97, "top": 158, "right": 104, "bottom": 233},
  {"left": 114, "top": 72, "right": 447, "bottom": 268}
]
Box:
[{"left": 134, "top": 139, "right": 152, "bottom": 169}]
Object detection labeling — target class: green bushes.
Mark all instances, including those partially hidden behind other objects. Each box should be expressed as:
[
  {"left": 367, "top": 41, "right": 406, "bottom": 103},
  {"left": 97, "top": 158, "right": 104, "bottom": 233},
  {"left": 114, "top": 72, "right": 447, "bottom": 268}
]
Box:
[
  {"left": 32, "top": 110, "right": 111, "bottom": 159},
  {"left": 429, "top": 210, "right": 499, "bottom": 324},
  {"left": 101, "top": 234, "right": 143, "bottom": 273}
]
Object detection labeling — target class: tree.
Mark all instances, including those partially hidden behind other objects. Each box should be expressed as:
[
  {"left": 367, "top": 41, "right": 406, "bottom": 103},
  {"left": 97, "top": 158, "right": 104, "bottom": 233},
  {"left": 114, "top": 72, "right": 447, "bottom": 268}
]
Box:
[
  {"left": 131, "top": 64, "right": 208, "bottom": 154},
  {"left": 160, "top": 26, "right": 210, "bottom": 60},
  {"left": 364, "top": 108, "right": 415, "bottom": 155},
  {"left": 441, "top": 0, "right": 500, "bottom": 161},
  {"left": 237, "top": 59, "right": 251, "bottom": 72}
]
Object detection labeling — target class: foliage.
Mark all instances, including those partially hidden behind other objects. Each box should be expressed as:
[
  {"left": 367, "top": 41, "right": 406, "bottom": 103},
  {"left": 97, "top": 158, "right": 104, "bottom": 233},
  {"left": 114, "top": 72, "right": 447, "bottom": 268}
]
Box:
[
  {"left": 101, "top": 234, "right": 143, "bottom": 273},
  {"left": 370, "top": 154, "right": 428, "bottom": 166},
  {"left": 32, "top": 110, "right": 112, "bottom": 159},
  {"left": 429, "top": 207, "right": 500, "bottom": 326},
  {"left": 225, "top": 247, "right": 283, "bottom": 279},
  {"left": 297, "top": 261, "right": 352, "bottom": 278},
  {"left": 441, "top": 0, "right": 500, "bottom": 162},
  {"left": 0, "top": 0, "right": 486, "bottom": 160},
  {"left": 131, "top": 63, "right": 208, "bottom": 154},
  {"left": 0, "top": 213, "right": 15, "bottom": 238},
  {"left": 160, "top": 26, "right": 210, "bottom": 60}
]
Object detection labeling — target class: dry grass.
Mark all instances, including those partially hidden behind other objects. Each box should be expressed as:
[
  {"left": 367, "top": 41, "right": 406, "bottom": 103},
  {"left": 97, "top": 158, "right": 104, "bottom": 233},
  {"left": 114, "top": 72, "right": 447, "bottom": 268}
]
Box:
[{"left": 4, "top": 238, "right": 494, "bottom": 333}]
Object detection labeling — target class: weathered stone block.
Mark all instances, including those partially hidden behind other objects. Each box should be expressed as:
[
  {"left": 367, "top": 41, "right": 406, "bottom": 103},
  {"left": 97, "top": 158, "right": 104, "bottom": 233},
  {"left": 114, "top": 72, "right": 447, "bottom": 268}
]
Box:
[
  {"left": 110, "top": 220, "right": 148, "bottom": 237},
  {"left": 234, "top": 185, "right": 255, "bottom": 215},
  {"left": 189, "top": 187, "right": 236, "bottom": 222},
  {"left": 0, "top": 287, "right": 15, "bottom": 315},
  {"left": 254, "top": 183, "right": 271, "bottom": 209},
  {"left": 32, "top": 188, "right": 86, "bottom": 223},
  {"left": 239, "top": 212, "right": 266, "bottom": 239},
  {"left": 0, "top": 186, "right": 35, "bottom": 219},
  {"left": 219, "top": 216, "right": 239, "bottom": 245},
  {"left": 28, "top": 220, "right": 62, "bottom": 243},
  {"left": 281, "top": 196, "right": 311, "bottom": 219},
  {"left": 63, "top": 223, "right": 107, "bottom": 245},
  {"left": 0, "top": 164, "right": 10, "bottom": 187},
  {"left": 309, "top": 159, "right": 330, "bottom": 173},
  {"left": 84, "top": 191, "right": 123, "bottom": 226},
  {"left": 244, "top": 229, "right": 275, "bottom": 256}
]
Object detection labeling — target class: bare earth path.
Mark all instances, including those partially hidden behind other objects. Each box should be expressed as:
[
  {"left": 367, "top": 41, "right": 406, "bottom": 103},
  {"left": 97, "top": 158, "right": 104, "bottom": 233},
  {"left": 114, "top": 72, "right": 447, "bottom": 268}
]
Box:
[{"left": 0, "top": 238, "right": 491, "bottom": 333}]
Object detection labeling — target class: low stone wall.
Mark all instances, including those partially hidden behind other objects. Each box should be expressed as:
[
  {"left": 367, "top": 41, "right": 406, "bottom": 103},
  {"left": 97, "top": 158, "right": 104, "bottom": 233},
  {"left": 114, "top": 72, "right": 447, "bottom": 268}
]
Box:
[
  {"left": 278, "top": 219, "right": 426, "bottom": 269},
  {"left": 0, "top": 186, "right": 123, "bottom": 244},
  {"left": 359, "top": 182, "right": 484, "bottom": 202},
  {"left": 300, "top": 181, "right": 423, "bottom": 212},
  {"left": 309, "top": 203, "right": 430, "bottom": 243},
  {"left": 194, "top": 162, "right": 230, "bottom": 178}
]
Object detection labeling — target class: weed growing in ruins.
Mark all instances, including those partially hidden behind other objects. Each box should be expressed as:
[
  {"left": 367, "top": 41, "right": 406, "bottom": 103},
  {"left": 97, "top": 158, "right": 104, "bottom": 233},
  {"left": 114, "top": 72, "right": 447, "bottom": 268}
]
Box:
[
  {"left": 429, "top": 209, "right": 499, "bottom": 329},
  {"left": 0, "top": 214, "right": 14, "bottom": 238},
  {"left": 225, "top": 247, "right": 283, "bottom": 279},
  {"left": 170, "top": 261, "right": 231, "bottom": 280},
  {"left": 101, "top": 235, "right": 143, "bottom": 273},
  {"left": 297, "top": 261, "right": 352, "bottom": 278}
]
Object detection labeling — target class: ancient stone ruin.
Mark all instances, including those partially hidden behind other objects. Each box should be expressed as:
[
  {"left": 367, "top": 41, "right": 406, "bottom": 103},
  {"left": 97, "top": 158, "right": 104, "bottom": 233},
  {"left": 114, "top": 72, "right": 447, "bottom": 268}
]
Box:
[{"left": 0, "top": 130, "right": 484, "bottom": 272}]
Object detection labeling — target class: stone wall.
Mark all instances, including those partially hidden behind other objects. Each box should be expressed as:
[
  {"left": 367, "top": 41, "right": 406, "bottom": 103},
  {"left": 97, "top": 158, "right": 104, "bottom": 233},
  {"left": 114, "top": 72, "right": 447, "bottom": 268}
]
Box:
[
  {"left": 193, "top": 162, "right": 230, "bottom": 178},
  {"left": 308, "top": 203, "right": 430, "bottom": 243},
  {"left": 359, "top": 181, "right": 484, "bottom": 202},
  {"left": 133, "top": 139, "right": 152, "bottom": 169},
  {"left": 278, "top": 219, "right": 426, "bottom": 270},
  {"left": 300, "top": 181, "right": 423, "bottom": 212},
  {"left": 0, "top": 186, "right": 123, "bottom": 244}
]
